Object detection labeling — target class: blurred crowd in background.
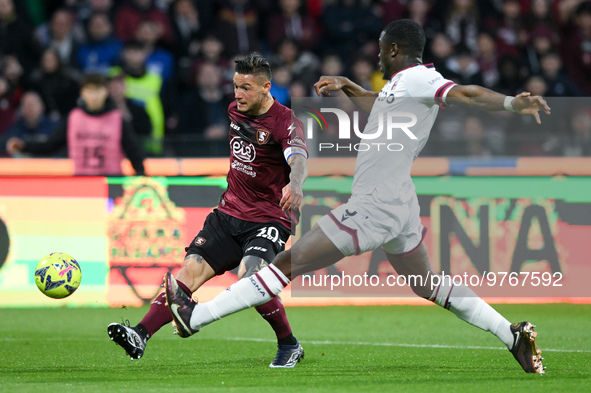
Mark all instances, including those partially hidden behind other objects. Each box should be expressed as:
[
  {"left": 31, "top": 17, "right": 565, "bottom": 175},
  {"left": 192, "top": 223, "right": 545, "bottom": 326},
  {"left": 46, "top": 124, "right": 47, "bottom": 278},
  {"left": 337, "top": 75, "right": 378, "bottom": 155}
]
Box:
[{"left": 0, "top": 0, "right": 590, "bottom": 158}]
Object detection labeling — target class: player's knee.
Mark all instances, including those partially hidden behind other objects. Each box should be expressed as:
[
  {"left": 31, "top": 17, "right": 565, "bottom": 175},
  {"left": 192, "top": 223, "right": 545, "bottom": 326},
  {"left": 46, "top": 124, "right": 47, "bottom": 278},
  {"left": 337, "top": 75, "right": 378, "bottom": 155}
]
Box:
[
  {"left": 409, "top": 281, "right": 432, "bottom": 299},
  {"left": 239, "top": 255, "right": 269, "bottom": 279},
  {"left": 177, "top": 254, "right": 214, "bottom": 291},
  {"left": 275, "top": 250, "right": 292, "bottom": 268},
  {"left": 181, "top": 254, "right": 201, "bottom": 273},
  {"left": 395, "top": 272, "right": 432, "bottom": 298},
  {"left": 272, "top": 250, "right": 293, "bottom": 279}
]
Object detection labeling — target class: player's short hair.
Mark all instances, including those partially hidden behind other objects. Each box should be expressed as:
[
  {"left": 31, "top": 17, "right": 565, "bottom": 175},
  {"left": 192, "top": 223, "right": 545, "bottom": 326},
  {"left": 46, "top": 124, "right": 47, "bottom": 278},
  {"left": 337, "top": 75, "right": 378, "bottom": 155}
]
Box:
[
  {"left": 382, "top": 19, "right": 426, "bottom": 58},
  {"left": 81, "top": 73, "right": 108, "bottom": 88},
  {"left": 234, "top": 54, "right": 272, "bottom": 82}
]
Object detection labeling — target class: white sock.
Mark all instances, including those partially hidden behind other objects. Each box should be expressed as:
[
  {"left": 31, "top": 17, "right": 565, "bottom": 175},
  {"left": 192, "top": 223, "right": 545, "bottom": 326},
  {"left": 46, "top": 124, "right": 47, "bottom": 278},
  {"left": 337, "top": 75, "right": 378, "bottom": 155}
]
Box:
[
  {"left": 190, "top": 265, "right": 290, "bottom": 330},
  {"left": 430, "top": 276, "right": 513, "bottom": 349}
]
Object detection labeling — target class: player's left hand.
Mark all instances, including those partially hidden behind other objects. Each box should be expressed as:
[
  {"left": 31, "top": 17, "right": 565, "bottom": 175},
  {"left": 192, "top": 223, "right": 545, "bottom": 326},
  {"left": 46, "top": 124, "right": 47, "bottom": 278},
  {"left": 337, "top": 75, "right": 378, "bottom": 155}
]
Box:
[
  {"left": 512, "top": 92, "right": 551, "bottom": 124},
  {"left": 314, "top": 76, "right": 348, "bottom": 96},
  {"left": 280, "top": 183, "right": 303, "bottom": 211}
]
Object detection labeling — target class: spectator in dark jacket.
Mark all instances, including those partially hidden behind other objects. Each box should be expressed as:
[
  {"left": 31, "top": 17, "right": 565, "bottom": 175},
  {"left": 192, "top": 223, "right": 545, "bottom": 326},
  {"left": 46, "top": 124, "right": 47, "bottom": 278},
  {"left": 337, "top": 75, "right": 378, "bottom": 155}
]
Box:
[
  {"left": 0, "top": 0, "right": 42, "bottom": 74},
  {"left": 35, "top": 8, "right": 82, "bottom": 69},
  {"left": 77, "top": 12, "right": 122, "bottom": 73},
  {"left": 115, "top": 0, "right": 174, "bottom": 45},
  {"left": 267, "top": 0, "right": 318, "bottom": 51},
  {"left": 1, "top": 91, "right": 60, "bottom": 156},
  {"left": 29, "top": 49, "right": 80, "bottom": 120},
  {"left": 559, "top": 1, "right": 591, "bottom": 95},
  {"left": 176, "top": 62, "right": 231, "bottom": 138},
  {"left": 540, "top": 51, "right": 582, "bottom": 97}
]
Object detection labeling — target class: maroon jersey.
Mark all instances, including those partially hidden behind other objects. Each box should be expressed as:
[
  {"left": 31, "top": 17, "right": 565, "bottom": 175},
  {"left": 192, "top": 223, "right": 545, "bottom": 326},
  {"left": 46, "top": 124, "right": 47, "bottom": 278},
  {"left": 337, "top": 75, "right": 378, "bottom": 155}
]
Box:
[{"left": 218, "top": 99, "right": 308, "bottom": 230}]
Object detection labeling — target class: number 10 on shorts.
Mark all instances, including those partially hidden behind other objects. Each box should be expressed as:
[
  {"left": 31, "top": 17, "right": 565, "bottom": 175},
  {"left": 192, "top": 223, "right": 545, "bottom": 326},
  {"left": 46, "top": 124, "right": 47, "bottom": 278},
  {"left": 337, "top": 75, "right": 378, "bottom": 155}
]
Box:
[{"left": 256, "top": 227, "right": 281, "bottom": 243}]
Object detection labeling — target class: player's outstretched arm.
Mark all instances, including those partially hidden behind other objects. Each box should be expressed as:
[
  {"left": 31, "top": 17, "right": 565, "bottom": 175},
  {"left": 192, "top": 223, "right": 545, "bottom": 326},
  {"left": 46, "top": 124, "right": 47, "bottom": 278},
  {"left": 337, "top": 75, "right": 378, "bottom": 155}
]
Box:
[
  {"left": 446, "top": 85, "right": 551, "bottom": 124},
  {"left": 280, "top": 154, "right": 308, "bottom": 212},
  {"left": 314, "top": 76, "right": 378, "bottom": 114}
]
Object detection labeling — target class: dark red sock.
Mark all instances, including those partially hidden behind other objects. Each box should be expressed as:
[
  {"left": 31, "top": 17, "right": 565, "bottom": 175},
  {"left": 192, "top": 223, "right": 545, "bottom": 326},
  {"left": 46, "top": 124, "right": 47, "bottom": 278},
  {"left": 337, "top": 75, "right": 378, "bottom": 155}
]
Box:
[
  {"left": 255, "top": 297, "right": 292, "bottom": 340},
  {"left": 138, "top": 280, "right": 191, "bottom": 338}
]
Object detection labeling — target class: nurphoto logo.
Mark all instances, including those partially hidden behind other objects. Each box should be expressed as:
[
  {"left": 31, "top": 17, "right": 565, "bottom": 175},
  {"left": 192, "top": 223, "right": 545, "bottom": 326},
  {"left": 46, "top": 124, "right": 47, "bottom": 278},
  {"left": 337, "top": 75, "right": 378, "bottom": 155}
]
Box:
[{"left": 295, "top": 98, "right": 419, "bottom": 153}]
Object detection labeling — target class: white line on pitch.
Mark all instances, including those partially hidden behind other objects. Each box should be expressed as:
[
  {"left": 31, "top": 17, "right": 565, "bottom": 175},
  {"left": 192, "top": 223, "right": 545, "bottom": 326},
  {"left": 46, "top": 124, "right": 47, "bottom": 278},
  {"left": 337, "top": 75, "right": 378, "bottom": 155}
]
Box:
[
  {"left": 1, "top": 336, "right": 588, "bottom": 353},
  {"left": 221, "top": 337, "right": 591, "bottom": 353}
]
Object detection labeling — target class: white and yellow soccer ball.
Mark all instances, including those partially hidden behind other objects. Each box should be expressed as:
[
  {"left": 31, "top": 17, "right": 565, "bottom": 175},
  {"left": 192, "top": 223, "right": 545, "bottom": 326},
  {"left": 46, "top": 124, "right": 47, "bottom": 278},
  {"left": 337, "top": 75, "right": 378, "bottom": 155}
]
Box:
[{"left": 34, "top": 252, "right": 82, "bottom": 299}]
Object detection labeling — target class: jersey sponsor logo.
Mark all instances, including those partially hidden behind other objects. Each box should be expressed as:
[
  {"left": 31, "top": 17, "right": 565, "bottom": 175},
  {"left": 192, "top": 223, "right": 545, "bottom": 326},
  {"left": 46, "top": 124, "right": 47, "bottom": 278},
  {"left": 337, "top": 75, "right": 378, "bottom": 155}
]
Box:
[
  {"left": 287, "top": 137, "right": 306, "bottom": 147},
  {"left": 76, "top": 131, "right": 111, "bottom": 140},
  {"left": 231, "top": 161, "right": 256, "bottom": 177},
  {"left": 341, "top": 209, "right": 357, "bottom": 222},
  {"left": 231, "top": 136, "right": 256, "bottom": 162},
  {"left": 194, "top": 237, "right": 206, "bottom": 246},
  {"left": 257, "top": 129, "right": 271, "bottom": 145}
]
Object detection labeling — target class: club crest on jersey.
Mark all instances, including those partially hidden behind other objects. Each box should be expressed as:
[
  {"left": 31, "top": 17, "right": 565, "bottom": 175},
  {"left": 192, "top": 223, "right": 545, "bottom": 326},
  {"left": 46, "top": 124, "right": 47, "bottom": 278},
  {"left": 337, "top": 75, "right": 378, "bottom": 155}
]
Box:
[
  {"left": 257, "top": 129, "right": 271, "bottom": 145},
  {"left": 195, "top": 237, "right": 206, "bottom": 246}
]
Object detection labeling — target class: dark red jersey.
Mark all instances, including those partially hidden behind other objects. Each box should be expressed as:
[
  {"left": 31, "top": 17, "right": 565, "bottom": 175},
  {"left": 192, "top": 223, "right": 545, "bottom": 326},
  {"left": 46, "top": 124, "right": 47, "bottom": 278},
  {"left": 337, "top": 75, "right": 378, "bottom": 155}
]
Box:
[{"left": 218, "top": 99, "right": 308, "bottom": 230}]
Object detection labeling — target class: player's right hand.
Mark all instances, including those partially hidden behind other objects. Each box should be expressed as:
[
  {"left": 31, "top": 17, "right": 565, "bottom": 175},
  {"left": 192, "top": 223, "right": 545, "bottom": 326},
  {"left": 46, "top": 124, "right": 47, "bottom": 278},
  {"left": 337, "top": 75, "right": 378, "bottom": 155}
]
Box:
[
  {"left": 314, "top": 76, "right": 347, "bottom": 96},
  {"left": 512, "top": 92, "right": 551, "bottom": 124},
  {"left": 280, "top": 182, "right": 303, "bottom": 212},
  {"left": 6, "top": 137, "right": 24, "bottom": 155}
]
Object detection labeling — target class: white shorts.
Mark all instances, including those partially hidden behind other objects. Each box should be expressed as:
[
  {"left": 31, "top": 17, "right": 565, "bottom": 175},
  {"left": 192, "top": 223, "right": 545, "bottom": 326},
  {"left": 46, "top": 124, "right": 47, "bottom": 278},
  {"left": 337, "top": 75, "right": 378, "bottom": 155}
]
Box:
[{"left": 317, "top": 193, "right": 426, "bottom": 257}]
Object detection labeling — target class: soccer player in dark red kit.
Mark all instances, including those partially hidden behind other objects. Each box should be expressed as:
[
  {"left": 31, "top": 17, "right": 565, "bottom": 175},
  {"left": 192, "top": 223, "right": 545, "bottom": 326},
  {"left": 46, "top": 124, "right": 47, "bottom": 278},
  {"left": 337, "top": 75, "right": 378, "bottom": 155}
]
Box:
[{"left": 108, "top": 54, "right": 308, "bottom": 368}]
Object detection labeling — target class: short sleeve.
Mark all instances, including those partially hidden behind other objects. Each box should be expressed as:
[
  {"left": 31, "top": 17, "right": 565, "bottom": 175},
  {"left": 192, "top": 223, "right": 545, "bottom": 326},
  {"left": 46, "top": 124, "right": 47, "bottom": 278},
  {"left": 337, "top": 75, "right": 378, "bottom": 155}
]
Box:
[
  {"left": 408, "top": 68, "right": 456, "bottom": 107},
  {"left": 275, "top": 111, "right": 308, "bottom": 162}
]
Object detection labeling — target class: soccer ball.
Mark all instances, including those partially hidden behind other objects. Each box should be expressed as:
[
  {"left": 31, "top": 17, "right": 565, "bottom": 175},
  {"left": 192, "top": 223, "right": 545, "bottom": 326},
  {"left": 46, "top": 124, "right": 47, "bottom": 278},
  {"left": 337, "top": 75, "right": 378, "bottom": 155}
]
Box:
[{"left": 34, "top": 252, "right": 82, "bottom": 299}]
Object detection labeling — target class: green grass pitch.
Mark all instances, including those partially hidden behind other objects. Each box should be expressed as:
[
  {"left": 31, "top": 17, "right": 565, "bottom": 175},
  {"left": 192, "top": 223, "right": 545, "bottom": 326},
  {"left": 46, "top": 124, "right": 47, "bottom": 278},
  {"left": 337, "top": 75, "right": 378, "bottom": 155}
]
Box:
[{"left": 1, "top": 304, "right": 590, "bottom": 393}]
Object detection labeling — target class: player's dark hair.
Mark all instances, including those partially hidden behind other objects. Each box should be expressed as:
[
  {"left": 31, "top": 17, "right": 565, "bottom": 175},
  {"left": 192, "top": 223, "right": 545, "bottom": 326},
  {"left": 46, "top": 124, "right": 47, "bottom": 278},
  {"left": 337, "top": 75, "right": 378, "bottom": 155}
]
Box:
[
  {"left": 382, "top": 19, "right": 426, "bottom": 58},
  {"left": 81, "top": 72, "right": 108, "bottom": 88},
  {"left": 234, "top": 54, "right": 272, "bottom": 81}
]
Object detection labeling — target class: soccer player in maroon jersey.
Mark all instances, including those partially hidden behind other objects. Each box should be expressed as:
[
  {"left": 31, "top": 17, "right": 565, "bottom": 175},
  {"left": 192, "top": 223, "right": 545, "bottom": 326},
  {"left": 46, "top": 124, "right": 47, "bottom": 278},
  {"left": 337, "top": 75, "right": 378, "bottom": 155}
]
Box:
[{"left": 108, "top": 54, "right": 308, "bottom": 368}]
